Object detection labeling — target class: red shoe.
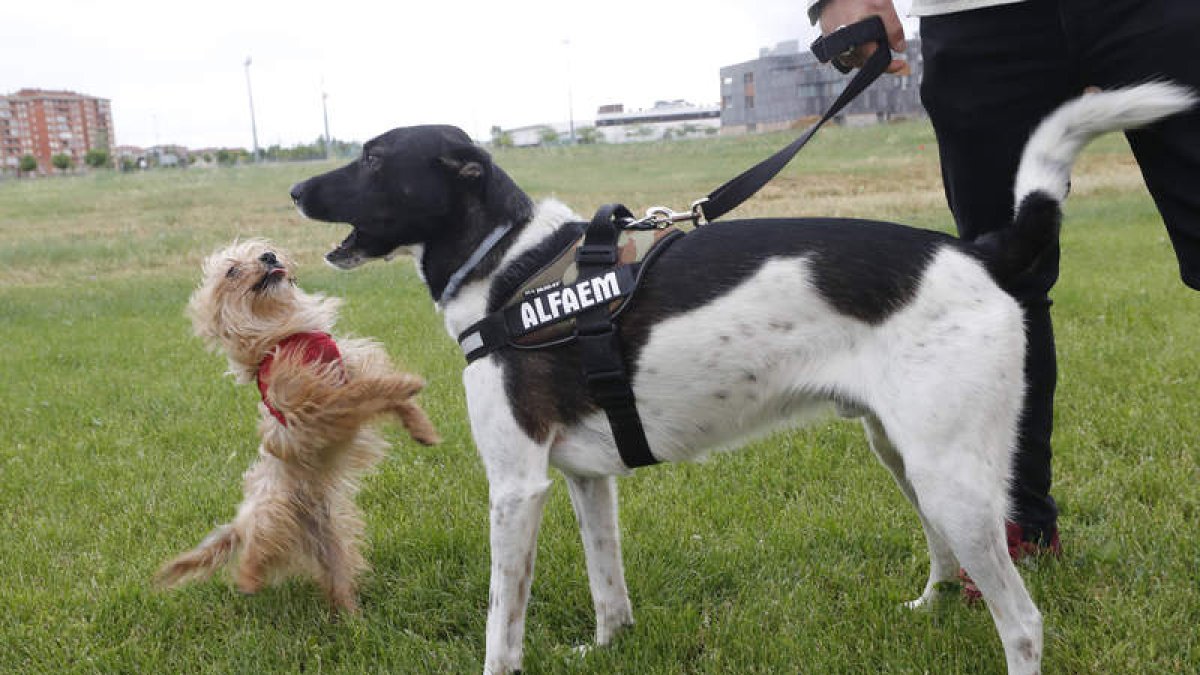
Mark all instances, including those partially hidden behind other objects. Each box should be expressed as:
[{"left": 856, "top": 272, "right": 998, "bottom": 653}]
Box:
[{"left": 960, "top": 521, "right": 1060, "bottom": 603}]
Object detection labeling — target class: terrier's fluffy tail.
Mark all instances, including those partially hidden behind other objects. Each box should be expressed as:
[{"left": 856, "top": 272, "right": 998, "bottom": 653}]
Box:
[
  {"left": 978, "top": 81, "right": 1198, "bottom": 283},
  {"left": 154, "top": 524, "right": 240, "bottom": 588}
]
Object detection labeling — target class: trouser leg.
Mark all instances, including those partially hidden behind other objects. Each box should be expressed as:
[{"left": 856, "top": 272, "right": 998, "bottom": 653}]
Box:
[
  {"left": 1069, "top": 0, "right": 1200, "bottom": 290},
  {"left": 920, "top": 1, "right": 1076, "bottom": 536}
]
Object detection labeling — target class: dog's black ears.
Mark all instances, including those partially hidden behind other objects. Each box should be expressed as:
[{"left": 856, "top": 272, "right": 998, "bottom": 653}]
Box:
[{"left": 437, "top": 145, "right": 490, "bottom": 182}]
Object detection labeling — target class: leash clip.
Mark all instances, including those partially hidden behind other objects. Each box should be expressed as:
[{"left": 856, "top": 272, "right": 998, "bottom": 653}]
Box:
[{"left": 632, "top": 198, "right": 709, "bottom": 230}]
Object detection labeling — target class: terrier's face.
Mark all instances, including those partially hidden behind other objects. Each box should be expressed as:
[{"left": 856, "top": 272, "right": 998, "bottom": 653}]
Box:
[{"left": 188, "top": 239, "right": 300, "bottom": 348}]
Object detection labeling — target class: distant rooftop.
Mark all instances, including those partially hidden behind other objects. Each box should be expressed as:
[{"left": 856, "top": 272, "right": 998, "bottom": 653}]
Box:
[
  {"left": 7, "top": 88, "right": 109, "bottom": 101},
  {"left": 759, "top": 40, "right": 800, "bottom": 58}
]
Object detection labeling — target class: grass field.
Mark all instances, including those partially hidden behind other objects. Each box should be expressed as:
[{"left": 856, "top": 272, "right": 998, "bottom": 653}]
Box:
[{"left": 2, "top": 122, "right": 1197, "bottom": 674}]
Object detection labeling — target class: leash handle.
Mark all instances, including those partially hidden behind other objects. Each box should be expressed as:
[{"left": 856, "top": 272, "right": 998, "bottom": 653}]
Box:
[{"left": 700, "top": 16, "right": 892, "bottom": 223}]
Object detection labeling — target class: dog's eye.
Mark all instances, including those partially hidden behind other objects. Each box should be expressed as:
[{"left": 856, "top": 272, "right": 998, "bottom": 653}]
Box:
[
  {"left": 364, "top": 152, "right": 382, "bottom": 171},
  {"left": 225, "top": 265, "right": 240, "bottom": 279}
]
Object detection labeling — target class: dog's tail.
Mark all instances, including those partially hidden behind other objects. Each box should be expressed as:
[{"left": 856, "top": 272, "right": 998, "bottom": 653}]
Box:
[
  {"left": 154, "top": 524, "right": 240, "bottom": 589},
  {"left": 976, "top": 81, "right": 1197, "bottom": 283}
]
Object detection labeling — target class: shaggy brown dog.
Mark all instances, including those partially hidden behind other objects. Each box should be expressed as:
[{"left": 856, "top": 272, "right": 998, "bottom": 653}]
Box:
[{"left": 155, "top": 239, "right": 439, "bottom": 614}]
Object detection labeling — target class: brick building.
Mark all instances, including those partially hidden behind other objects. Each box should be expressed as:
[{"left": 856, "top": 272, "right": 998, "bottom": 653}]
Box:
[{"left": 0, "top": 89, "right": 114, "bottom": 173}]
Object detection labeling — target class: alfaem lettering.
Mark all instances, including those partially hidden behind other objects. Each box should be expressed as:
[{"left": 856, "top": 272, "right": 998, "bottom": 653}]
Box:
[{"left": 520, "top": 271, "right": 623, "bottom": 331}]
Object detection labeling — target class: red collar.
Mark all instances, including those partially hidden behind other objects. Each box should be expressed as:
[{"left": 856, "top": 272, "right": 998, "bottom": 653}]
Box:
[{"left": 256, "top": 331, "right": 342, "bottom": 426}]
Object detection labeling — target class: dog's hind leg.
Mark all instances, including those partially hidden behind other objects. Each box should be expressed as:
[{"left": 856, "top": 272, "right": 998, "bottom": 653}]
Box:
[
  {"left": 889, "top": 424, "right": 1043, "bottom": 675},
  {"left": 861, "top": 415, "right": 960, "bottom": 611},
  {"left": 564, "top": 474, "right": 634, "bottom": 646},
  {"left": 465, "top": 361, "right": 552, "bottom": 675},
  {"left": 307, "top": 495, "right": 365, "bottom": 616}
]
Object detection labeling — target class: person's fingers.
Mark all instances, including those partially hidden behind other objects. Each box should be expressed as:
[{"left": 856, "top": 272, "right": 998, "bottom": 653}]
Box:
[
  {"left": 877, "top": 1, "right": 907, "bottom": 52},
  {"left": 818, "top": 0, "right": 907, "bottom": 70}
]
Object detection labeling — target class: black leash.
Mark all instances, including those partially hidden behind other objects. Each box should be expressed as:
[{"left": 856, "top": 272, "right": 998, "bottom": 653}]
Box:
[{"left": 700, "top": 16, "right": 892, "bottom": 222}]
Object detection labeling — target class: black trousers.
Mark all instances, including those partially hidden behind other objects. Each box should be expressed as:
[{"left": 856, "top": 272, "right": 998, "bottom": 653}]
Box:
[{"left": 920, "top": 0, "right": 1200, "bottom": 536}]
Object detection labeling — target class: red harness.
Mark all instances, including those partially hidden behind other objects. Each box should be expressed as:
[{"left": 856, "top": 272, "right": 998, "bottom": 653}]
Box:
[{"left": 256, "top": 331, "right": 343, "bottom": 426}]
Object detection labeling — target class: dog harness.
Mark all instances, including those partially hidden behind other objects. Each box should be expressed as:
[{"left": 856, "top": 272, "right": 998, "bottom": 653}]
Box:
[
  {"left": 456, "top": 19, "right": 891, "bottom": 469},
  {"left": 459, "top": 205, "right": 692, "bottom": 468},
  {"left": 257, "top": 331, "right": 343, "bottom": 426}
]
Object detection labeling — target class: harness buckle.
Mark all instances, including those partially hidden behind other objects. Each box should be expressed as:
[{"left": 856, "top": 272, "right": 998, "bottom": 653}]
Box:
[{"left": 576, "top": 244, "right": 618, "bottom": 265}]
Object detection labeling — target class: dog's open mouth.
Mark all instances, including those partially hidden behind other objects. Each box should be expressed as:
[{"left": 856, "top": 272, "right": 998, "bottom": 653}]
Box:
[
  {"left": 251, "top": 266, "right": 288, "bottom": 292},
  {"left": 326, "top": 233, "right": 369, "bottom": 271},
  {"left": 326, "top": 228, "right": 404, "bottom": 270}
]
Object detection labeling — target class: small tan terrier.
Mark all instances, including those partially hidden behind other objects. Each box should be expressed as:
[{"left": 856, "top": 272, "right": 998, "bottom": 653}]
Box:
[{"left": 155, "top": 239, "right": 439, "bottom": 614}]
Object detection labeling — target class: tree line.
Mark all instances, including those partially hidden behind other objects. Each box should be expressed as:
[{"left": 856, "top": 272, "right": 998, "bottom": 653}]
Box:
[{"left": 8, "top": 137, "right": 364, "bottom": 177}]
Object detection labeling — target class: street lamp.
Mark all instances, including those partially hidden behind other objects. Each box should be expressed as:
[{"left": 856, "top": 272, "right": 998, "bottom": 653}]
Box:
[
  {"left": 244, "top": 56, "right": 260, "bottom": 162},
  {"left": 321, "top": 84, "right": 332, "bottom": 160},
  {"left": 563, "top": 39, "right": 575, "bottom": 144}
]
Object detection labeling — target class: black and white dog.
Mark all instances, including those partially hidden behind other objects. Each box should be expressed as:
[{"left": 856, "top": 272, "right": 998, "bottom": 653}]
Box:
[{"left": 290, "top": 83, "right": 1195, "bottom": 675}]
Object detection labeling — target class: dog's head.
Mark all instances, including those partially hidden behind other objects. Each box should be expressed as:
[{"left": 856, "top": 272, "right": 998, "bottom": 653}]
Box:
[
  {"left": 289, "top": 125, "right": 531, "bottom": 276},
  {"left": 189, "top": 239, "right": 340, "bottom": 378}
]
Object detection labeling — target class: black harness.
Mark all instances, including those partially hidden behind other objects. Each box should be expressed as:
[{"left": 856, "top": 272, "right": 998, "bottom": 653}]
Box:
[{"left": 458, "top": 19, "right": 891, "bottom": 469}]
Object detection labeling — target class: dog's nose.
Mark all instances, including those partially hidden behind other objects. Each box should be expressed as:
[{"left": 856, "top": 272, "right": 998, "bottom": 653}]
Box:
[
  {"left": 259, "top": 251, "right": 279, "bottom": 266},
  {"left": 289, "top": 181, "right": 305, "bottom": 204}
]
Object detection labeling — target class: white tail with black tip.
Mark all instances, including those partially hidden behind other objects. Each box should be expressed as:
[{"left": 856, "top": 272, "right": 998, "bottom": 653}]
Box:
[{"left": 981, "top": 81, "right": 1198, "bottom": 283}]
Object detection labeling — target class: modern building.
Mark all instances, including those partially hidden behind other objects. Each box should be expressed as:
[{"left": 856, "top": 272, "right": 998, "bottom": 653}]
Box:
[
  {"left": 720, "top": 39, "right": 924, "bottom": 134},
  {"left": 503, "top": 122, "right": 580, "bottom": 148},
  {"left": 496, "top": 100, "right": 720, "bottom": 148},
  {"left": 0, "top": 89, "right": 114, "bottom": 173},
  {"left": 594, "top": 100, "right": 721, "bottom": 143}
]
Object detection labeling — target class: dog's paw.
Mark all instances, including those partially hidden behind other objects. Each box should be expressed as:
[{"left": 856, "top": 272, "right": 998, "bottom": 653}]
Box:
[{"left": 903, "top": 580, "right": 961, "bottom": 612}]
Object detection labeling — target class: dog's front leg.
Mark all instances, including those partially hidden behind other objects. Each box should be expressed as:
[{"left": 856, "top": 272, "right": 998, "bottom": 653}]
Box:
[
  {"left": 465, "top": 362, "right": 552, "bottom": 675},
  {"left": 485, "top": 480, "right": 550, "bottom": 674},
  {"left": 564, "top": 474, "right": 633, "bottom": 646}
]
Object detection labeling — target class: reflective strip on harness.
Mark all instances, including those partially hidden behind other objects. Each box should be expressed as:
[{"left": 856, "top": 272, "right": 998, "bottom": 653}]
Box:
[{"left": 515, "top": 267, "right": 633, "bottom": 333}]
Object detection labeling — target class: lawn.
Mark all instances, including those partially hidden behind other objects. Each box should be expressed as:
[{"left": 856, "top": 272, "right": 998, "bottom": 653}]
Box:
[{"left": 1, "top": 122, "right": 1197, "bottom": 674}]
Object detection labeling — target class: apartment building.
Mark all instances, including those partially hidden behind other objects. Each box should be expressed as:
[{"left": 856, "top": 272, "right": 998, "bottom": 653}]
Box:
[
  {"left": 720, "top": 39, "right": 924, "bottom": 134},
  {"left": 0, "top": 89, "right": 114, "bottom": 173}
]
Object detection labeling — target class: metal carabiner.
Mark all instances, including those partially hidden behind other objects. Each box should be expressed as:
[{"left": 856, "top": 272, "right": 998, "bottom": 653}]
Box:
[{"left": 633, "top": 199, "right": 710, "bottom": 229}]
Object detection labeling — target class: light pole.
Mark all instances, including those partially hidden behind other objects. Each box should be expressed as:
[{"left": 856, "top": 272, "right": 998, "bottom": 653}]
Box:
[
  {"left": 563, "top": 39, "right": 575, "bottom": 144},
  {"left": 321, "top": 84, "right": 332, "bottom": 160},
  {"left": 244, "top": 56, "right": 260, "bottom": 162}
]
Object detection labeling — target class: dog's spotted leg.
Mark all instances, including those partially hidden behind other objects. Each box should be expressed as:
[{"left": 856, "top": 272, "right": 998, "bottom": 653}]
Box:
[
  {"left": 885, "top": 416, "right": 1042, "bottom": 675},
  {"left": 564, "top": 474, "right": 634, "bottom": 646},
  {"left": 861, "top": 415, "right": 959, "bottom": 610},
  {"left": 465, "top": 360, "right": 552, "bottom": 675}
]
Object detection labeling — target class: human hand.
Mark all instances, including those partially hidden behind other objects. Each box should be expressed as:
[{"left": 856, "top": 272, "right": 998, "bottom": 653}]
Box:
[{"left": 817, "top": 0, "right": 909, "bottom": 74}]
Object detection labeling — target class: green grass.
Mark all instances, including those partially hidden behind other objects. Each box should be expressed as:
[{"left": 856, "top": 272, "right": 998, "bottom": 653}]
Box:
[{"left": 2, "top": 123, "right": 1198, "bottom": 673}]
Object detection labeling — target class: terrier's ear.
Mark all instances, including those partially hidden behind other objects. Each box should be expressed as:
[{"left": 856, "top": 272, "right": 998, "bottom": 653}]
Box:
[{"left": 436, "top": 145, "right": 490, "bottom": 181}]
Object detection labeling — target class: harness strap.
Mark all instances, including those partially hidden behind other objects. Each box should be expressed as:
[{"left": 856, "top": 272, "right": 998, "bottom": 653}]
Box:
[
  {"left": 700, "top": 16, "right": 892, "bottom": 222},
  {"left": 575, "top": 205, "right": 658, "bottom": 468}
]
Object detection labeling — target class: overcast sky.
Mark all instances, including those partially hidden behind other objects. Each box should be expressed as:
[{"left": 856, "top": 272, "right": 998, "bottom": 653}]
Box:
[{"left": 3, "top": 0, "right": 916, "bottom": 149}]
